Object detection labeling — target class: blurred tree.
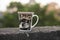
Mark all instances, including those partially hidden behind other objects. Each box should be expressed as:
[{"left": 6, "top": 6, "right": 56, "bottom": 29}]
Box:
[
  {"left": 7, "top": 2, "right": 24, "bottom": 11},
  {"left": 3, "top": 12, "right": 19, "bottom": 27},
  {"left": 39, "top": 5, "right": 48, "bottom": 26},
  {"left": 2, "top": 2, "right": 60, "bottom": 27},
  {"left": 44, "top": 11, "right": 60, "bottom": 26},
  {"left": 3, "top": 2, "right": 24, "bottom": 27},
  {"left": 44, "top": 11, "right": 55, "bottom": 26}
]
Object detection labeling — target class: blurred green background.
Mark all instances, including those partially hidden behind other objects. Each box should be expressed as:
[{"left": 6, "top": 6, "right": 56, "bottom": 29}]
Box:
[{"left": 0, "top": 2, "right": 60, "bottom": 28}]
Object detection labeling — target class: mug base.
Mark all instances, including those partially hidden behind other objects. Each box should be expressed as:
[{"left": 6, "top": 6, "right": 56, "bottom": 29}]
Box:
[{"left": 20, "top": 28, "right": 30, "bottom": 30}]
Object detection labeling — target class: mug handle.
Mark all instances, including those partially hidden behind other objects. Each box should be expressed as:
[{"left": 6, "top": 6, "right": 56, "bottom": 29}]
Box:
[{"left": 32, "top": 15, "right": 39, "bottom": 28}]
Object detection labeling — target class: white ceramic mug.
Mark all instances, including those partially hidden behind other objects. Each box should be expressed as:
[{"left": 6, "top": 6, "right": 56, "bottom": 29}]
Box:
[{"left": 18, "top": 12, "right": 39, "bottom": 31}]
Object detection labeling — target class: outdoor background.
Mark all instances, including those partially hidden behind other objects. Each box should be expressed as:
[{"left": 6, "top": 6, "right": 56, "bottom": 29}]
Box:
[{"left": 0, "top": 0, "right": 60, "bottom": 27}]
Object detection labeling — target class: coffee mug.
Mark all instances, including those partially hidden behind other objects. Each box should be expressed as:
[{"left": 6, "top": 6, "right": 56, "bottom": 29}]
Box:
[{"left": 18, "top": 12, "right": 39, "bottom": 31}]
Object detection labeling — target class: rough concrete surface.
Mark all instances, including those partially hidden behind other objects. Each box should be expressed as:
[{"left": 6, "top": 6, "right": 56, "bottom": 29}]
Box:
[{"left": 0, "top": 26, "right": 60, "bottom": 40}]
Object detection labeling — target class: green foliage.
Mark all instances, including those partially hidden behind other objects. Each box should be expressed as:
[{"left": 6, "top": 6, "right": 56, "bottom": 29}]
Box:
[
  {"left": 2, "top": 2, "right": 60, "bottom": 27},
  {"left": 8, "top": 2, "right": 24, "bottom": 11},
  {"left": 3, "top": 12, "right": 19, "bottom": 27}
]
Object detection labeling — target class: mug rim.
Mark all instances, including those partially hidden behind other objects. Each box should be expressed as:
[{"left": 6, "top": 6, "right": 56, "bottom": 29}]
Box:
[{"left": 18, "top": 12, "right": 34, "bottom": 15}]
